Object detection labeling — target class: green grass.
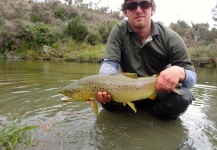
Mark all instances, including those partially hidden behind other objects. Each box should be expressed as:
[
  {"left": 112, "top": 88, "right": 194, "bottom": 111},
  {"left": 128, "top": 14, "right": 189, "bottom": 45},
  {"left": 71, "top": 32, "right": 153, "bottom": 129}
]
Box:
[
  {"left": 50, "top": 40, "right": 106, "bottom": 62},
  {"left": 188, "top": 43, "right": 217, "bottom": 60},
  {"left": 0, "top": 113, "right": 38, "bottom": 149}
]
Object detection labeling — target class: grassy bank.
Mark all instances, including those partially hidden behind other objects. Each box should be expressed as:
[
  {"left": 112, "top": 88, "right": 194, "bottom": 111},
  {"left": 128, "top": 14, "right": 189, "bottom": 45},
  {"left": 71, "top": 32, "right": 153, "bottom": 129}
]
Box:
[
  {"left": 189, "top": 44, "right": 217, "bottom": 67},
  {"left": 6, "top": 39, "right": 105, "bottom": 62},
  {"left": 5, "top": 40, "right": 217, "bottom": 68}
]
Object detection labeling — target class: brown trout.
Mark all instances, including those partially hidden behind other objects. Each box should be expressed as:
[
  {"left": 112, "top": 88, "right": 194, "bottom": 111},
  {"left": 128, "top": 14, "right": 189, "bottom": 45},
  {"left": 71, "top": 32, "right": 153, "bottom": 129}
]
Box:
[{"left": 59, "top": 73, "right": 183, "bottom": 116}]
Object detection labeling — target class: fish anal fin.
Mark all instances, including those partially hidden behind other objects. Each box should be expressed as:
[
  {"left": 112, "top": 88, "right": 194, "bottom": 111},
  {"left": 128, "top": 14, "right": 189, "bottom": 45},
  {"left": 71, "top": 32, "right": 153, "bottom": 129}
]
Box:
[
  {"left": 127, "top": 102, "right": 137, "bottom": 113},
  {"left": 89, "top": 100, "right": 98, "bottom": 116},
  {"left": 148, "top": 92, "right": 157, "bottom": 100}
]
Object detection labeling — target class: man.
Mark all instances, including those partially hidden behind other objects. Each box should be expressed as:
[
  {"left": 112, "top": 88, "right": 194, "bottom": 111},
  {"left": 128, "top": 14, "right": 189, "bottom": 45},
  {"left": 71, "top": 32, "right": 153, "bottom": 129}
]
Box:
[{"left": 96, "top": 0, "right": 197, "bottom": 119}]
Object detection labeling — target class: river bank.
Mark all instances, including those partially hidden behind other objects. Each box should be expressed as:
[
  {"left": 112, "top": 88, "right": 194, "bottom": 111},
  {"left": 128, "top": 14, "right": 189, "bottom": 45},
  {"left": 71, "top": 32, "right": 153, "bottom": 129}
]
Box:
[
  {"left": 2, "top": 40, "right": 217, "bottom": 67},
  {"left": 2, "top": 52, "right": 216, "bottom": 68}
]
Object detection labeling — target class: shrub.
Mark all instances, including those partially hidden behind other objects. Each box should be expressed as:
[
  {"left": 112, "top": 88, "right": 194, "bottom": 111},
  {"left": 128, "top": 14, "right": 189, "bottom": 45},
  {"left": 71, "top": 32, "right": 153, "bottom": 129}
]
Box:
[
  {"left": 54, "top": 7, "right": 69, "bottom": 21},
  {"left": 67, "top": 7, "right": 79, "bottom": 19},
  {"left": 0, "top": 29, "right": 21, "bottom": 53},
  {"left": 30, "top": 13, "right": 40, "bottom": 23},
  {"left": 85, "top": 31, "right": 102, "bottom": 45},
  {"left": 23, "top": 23, "right": 59, "bottom": 50},
  {"left": 30, "top": 3, "right": 53, "bottom": 24},
  {"left": 0, "top": 12, "right": 5, "bottom": 25},
  {"left": 65, "top": 16, "right": 88, "bottom": 42},
  {"left": 98, "top": 20, "right": 119, "bottom": 43}
]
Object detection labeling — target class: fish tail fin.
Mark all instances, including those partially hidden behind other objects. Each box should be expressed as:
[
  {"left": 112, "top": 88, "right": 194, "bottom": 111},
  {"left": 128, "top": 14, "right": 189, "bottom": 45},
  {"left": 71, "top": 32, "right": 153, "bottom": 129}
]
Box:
[
  {"left": 89, "top": 100, "right": 98, "bottom": 116},
  {"left": 127, "top": 102, "right": 137, "bottom": 113},
  {"left": 173, "top": 88, "right": 184, "bottom": 95}
]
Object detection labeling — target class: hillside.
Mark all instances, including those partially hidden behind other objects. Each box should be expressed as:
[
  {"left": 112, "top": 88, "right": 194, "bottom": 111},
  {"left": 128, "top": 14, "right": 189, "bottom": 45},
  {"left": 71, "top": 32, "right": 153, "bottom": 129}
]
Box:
[
  {"left": 0, "top": 0, "right": 217, "bottom": 66},
  {"left": 0, "top": 0, "right": 122, "bottom": 60}
]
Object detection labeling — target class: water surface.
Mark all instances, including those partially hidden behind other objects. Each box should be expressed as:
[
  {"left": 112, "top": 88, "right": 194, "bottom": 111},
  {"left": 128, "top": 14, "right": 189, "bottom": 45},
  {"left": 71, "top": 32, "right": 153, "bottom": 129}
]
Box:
[{"left": 0, "top": 59, "right": 216, "bottom": 150}]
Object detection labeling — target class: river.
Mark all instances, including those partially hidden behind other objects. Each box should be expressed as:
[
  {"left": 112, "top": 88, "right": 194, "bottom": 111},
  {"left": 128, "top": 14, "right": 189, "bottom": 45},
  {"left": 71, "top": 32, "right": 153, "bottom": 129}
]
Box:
[{"left": 0, "top": 59, "right": 217, "bottom": 150}]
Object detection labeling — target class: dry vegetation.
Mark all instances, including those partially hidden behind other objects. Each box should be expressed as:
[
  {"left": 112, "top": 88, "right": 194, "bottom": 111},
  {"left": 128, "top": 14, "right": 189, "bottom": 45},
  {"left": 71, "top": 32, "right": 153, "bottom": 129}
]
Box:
[
  {"left": 0, "top": 0, "right": 122, "bottom": 61},
  {"left": 0, "top": 0, "right": 216, "bottom": 66}
]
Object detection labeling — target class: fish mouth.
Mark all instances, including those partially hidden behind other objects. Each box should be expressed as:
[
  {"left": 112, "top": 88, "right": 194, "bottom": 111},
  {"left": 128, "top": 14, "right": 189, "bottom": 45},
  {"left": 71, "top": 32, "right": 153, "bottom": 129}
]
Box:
[{"left": 60, "top": 96, "right": 73, "bottom": 102}]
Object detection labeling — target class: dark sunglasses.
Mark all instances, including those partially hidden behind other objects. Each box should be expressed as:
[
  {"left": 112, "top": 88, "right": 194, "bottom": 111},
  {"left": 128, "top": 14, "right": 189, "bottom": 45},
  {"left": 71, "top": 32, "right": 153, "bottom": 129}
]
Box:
[{"left": 125, "top": 1, "right": 152, "bottom": 11}]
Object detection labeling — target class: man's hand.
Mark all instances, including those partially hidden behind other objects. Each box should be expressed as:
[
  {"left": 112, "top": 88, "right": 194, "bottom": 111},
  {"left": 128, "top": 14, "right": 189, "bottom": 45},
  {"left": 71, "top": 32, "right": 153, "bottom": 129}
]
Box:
[
  {"left": 156, "top": 66, "right": 185, "bottom": 92},
  {"left": 86, "top": 91, "right": 112, "bottom": 105},
  {"left": 97, "top": 91, "right": 112, "bottom": 103}
]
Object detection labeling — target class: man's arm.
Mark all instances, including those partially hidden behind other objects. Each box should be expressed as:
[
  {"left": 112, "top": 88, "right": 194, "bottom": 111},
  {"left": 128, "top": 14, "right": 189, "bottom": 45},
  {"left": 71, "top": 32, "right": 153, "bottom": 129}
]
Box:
[
  {"left": 100, "top": 60, "right": 196, "bottom": 87},
  {"left": 182, "top": 70, "right": 197, "bottom": 88},
  {"left": 97, "top": 59, "right": 119, "bottom": 103},
  {"left": 156, "top": 66, "right": 197, "bottom": 92},
  {"left": 99, "top": 59, "right": 119, "bottom": 75}
]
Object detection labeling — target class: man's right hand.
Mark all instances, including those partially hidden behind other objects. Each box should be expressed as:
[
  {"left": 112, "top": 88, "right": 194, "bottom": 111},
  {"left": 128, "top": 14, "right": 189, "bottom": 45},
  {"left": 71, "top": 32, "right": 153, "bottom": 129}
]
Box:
[{"left": 97, "top": 91, "right": 112, "bottom": 103}]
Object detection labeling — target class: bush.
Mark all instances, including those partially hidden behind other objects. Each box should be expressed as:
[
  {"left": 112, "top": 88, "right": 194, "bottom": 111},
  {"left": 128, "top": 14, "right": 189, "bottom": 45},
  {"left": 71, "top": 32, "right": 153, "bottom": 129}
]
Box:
[
  {"left": 85, "top": 31, "right": 102, "bottom": 45},
  {"left": 0, "top": 29, "right": 21, "bottom": 53},
  {"left": 54, "top": 7, "right": 69, "bottom": 21},
  {"left": 65, "top": 16, "right": 88, "bottom": 42},
  {"left": 98, "top": 20, "right": 119, "bottom": 43},
  {"left": 31, "top": 3, "right": 52, "bottom": 24},
  {"left": 23, "top": 23, "right": 60, "bottom": 50},
  {"left": 0, "top": 12, "right": 5, "bottom": 25},
  {"left": 30, "top": 13, "right": 40, "bottom": 23}
]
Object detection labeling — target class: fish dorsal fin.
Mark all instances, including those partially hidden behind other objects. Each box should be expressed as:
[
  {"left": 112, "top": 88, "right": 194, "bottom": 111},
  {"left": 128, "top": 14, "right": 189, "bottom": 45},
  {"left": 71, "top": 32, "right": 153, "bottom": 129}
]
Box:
[
  {"left": 122, "top": 73, "right": 138, "bottom": 79},
  {"left": 152, "top": 74, "right": 158, "bottom": 77},
  {"left": 126, "top": 102, "right": 137, "bottom": 113}
]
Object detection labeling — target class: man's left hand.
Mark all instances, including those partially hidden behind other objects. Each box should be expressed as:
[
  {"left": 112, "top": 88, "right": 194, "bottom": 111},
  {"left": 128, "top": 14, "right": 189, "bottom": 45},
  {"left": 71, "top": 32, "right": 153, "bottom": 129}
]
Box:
[{"left": 156, "top": 66, "right": 185, "bottom": 92}]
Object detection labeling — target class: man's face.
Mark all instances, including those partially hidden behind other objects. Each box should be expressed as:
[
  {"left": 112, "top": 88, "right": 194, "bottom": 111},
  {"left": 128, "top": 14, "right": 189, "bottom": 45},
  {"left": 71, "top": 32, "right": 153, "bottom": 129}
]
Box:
[{"left": 125, "top": 0, "right": 154, "bottom": 30}]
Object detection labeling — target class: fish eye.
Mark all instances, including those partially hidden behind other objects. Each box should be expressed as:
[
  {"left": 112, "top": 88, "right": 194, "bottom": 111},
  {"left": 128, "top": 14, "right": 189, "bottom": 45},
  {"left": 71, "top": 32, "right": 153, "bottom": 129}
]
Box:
[{"left": 69, "top": 90, "right": 72, "bottom": 94}]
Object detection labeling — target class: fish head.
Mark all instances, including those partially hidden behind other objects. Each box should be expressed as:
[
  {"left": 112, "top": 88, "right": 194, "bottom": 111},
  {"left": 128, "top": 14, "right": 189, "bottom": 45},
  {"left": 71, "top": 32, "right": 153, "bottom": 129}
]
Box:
[{"left": 59, "top": 83, "right": 95, "bottom": 102}]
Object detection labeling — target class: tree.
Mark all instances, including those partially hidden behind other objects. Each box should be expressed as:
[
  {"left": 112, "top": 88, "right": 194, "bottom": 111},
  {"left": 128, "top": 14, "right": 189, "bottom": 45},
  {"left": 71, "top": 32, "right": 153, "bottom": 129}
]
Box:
[
  {"left": 64, "top": 0, "right": 83, "bottom": 6},
  {"left": 169, "top": 20, "right": 191, "bottom": 37},
  {"left": 211, "top": 3, "right": 217, "bottom": 26},
  {"left": 191, "top": 23, "right": 213, "bottom": 45}
]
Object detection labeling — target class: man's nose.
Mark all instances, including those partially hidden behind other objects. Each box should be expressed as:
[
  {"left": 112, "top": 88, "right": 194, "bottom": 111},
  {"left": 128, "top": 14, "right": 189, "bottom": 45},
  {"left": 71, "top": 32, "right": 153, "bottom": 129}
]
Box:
[{"left": 135, "top": 5, "right": 143, "bottom": 12}]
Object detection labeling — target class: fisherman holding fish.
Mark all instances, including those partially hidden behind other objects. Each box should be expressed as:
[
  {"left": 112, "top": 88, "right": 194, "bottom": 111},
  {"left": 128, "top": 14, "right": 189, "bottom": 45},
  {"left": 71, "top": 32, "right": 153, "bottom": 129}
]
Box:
[
  {"left": 96, "top": 0, "right": 197, "bottom": 119},
  {"left": 60, "top": 0, "right": 197, "bottom": 119}
]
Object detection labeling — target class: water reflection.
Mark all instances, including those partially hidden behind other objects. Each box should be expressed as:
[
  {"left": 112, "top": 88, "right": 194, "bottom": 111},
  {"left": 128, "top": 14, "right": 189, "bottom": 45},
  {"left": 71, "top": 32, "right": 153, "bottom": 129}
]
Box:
[
  {"left": 180, "top": 83, "right": 217, "bottom": 150},
  {"left": 93, "top": 110, "right": 186, "bottom": 150},
  {"left": 0, "top": 59, "right": 217, "bottom": 150}
]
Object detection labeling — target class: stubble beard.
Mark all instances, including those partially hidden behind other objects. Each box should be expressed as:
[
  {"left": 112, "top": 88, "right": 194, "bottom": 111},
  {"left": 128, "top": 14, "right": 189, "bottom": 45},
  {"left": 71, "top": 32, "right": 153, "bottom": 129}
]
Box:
[{"left": 132, "top": 21, "right": 147, "bottom": 30}]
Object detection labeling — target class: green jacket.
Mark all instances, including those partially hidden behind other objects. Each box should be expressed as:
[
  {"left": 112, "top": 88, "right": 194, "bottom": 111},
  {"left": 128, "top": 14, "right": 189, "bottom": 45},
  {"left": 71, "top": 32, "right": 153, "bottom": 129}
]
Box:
[{"left": 103, "top": 20, "right": 195, "bottom": 77}]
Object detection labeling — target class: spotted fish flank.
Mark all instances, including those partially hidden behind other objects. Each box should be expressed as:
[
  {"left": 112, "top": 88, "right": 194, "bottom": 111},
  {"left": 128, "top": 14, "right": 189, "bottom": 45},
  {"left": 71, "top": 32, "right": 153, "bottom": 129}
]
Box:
[{"left": 59, "top": 73, "right": 183, "bottom": 116}]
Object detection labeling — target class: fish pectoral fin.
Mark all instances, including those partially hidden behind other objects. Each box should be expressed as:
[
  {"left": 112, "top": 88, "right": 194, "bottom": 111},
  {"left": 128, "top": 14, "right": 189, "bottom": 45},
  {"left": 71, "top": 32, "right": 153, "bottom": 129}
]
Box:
[
  {"left": 89, "top": 100, "right": 98, "bottom": 116},
  {"left": 148, "top": 92, "right": 157, "bottom": 100},
  {"left": 127, "top": 102, "right": 137, "bottom": 113}
]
